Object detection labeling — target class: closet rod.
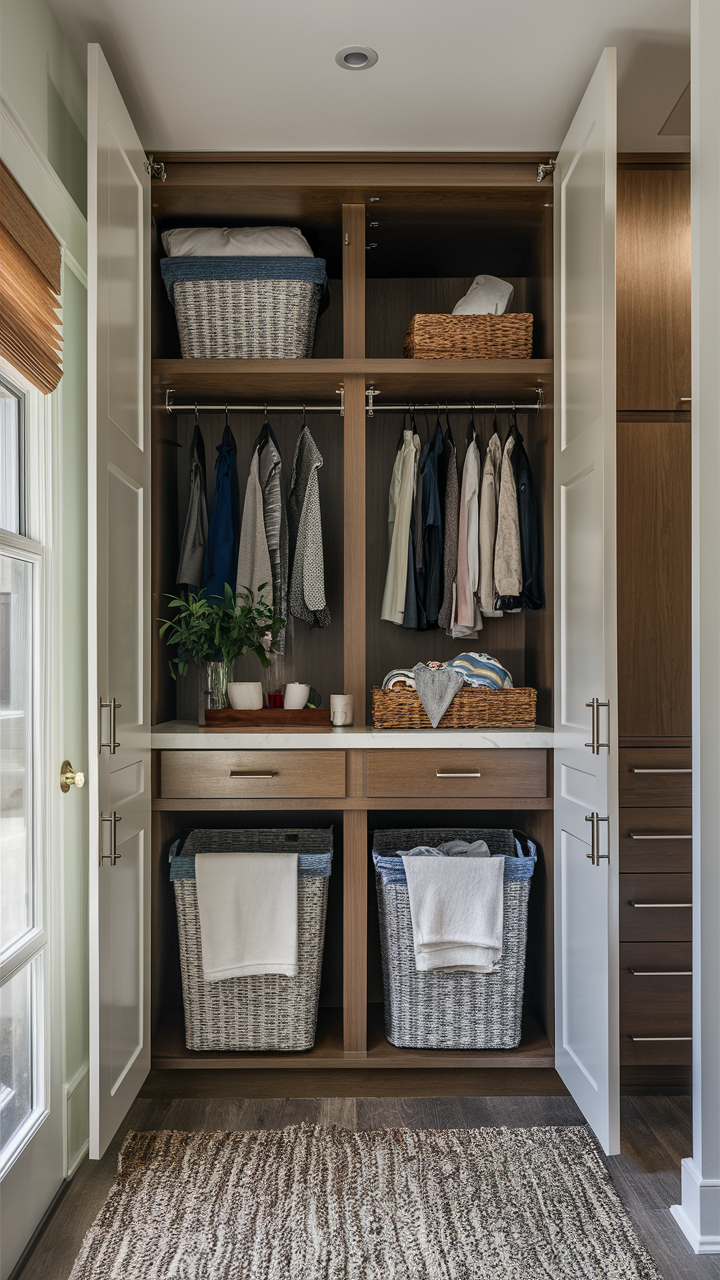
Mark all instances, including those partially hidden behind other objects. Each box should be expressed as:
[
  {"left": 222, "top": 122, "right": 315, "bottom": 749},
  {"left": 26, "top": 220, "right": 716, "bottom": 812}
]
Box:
[{"left": 160, "top": 399, "right": 544, "bottom": 415}]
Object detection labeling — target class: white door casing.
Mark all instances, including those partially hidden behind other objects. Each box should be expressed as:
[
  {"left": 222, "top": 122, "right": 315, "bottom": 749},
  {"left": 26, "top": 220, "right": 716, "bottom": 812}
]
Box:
[
  {"left": 87, "top": 43, "right": 151, "bottom": 1160},
  {"left": 553, "top": 47, "right": 620, "bottom": 1156}
]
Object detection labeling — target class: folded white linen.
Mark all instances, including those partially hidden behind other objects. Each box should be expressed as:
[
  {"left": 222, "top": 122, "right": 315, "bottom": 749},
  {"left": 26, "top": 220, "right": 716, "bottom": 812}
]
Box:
[
  {"left": 161, "top": 226, "right": 314, "bottom": 258},
  {"left": 194, "top": 849, "right": 298, "bottom": 981},
  {"left": 401, "top": 854, "right": 504, "bottom": 972}
]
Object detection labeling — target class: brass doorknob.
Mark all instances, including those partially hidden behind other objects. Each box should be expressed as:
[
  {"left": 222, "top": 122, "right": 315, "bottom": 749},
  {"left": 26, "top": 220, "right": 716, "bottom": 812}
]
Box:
[{"left": 60, "top": 760, "right": 85, "bottom": 793}]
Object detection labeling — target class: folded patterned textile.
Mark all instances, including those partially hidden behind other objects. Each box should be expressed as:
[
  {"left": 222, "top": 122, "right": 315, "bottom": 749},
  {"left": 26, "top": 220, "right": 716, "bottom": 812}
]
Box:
[
  {"left": 381, "top": 668, "right": 417, "bottom": 690},
  {"left": 446, "top": 652, "right": 513, "bottom": 690}
]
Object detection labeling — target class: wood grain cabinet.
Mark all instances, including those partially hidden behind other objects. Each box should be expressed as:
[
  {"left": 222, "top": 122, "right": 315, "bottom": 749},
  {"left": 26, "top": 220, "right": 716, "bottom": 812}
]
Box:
[
  {"left": 366, "top": 750, "right": 547, "bottom": 799},
  {"left": 159, "top": 750, "right": 346, "bottom": 798},
  {"left": 618, "top": 749, "right": 692, "bottom": 806}
]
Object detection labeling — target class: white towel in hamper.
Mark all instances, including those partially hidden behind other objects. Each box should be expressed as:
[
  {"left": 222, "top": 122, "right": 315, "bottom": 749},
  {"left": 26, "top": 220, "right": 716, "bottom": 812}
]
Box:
[
  {"left": 401, "top": 854, "right": 505, "bottom": 972},
  {"left": 194, "top": 850, "right": 298, "bottom": 981}
]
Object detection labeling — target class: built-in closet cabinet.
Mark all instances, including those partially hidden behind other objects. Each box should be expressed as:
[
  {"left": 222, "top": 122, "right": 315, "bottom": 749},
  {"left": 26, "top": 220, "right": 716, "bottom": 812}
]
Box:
[
  {"left": 87, "top": 45, "right": 629, "bottom": 1161},
  {"left": 616, "top": 157, "right": 692, "bottom": 1089}
]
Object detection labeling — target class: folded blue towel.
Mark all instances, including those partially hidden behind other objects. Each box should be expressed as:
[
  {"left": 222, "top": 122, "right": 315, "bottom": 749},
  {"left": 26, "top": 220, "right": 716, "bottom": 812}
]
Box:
[{"left": 161, "top": 255, "right": 328, "bottom": 306}]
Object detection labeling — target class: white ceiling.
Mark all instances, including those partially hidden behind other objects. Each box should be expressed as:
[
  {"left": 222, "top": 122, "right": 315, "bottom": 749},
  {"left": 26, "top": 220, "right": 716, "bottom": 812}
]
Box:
[{"left": 49, "top": 0, "right": 690, "bottom": 153}]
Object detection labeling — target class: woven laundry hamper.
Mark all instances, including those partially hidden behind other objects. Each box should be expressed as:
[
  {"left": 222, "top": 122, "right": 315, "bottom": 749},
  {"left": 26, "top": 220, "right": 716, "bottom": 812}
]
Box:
[
  {"left": 171, "top": 828, "right": 332, "bottom": 1051},
  {"left": 160, "top": 256, "right": 328, "bottom": 358},
  {"left": 373, "top": 828, "right": 536, "bottom": 1050}
]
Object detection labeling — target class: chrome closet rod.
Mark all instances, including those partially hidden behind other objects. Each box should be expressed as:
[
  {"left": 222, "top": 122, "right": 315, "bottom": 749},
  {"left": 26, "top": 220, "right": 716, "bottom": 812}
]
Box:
[{"left": 159, "top": 400, "right": 544, "bottom": 414}]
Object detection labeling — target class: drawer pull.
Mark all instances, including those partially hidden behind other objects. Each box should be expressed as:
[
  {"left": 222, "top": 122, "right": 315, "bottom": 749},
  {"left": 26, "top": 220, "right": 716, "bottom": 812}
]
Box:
[
  {"left": 229, "top": 771, "right": 278, "bottom": 779},
  {"left": 630, "top": 969, "right": 692, "bottom": 976},
  {"left": 629, "top": 768, "right": 691, "bottom": 774},
  {"left": 631, "top": 1036, "right": 692, "bottom": 1042},
  {"left": 629, "top": 901, "right": 692, "bottom": 908},
  {"left": 435, "top": 770, "right": 482, "bottom": 778},
  {"left": 629, "top": 833, "right": 692, "bottom": 840}
]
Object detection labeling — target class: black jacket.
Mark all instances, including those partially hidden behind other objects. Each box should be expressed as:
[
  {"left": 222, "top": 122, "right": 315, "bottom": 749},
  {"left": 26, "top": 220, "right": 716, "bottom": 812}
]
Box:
[{"left": 510, "top": 425, "right": 545, "bottom": 610}]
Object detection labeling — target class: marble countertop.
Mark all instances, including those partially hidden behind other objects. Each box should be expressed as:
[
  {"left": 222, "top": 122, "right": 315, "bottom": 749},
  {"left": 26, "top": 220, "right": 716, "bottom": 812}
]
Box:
[{"left": 151, "top": 721, "right": 556, "bottom": 750}]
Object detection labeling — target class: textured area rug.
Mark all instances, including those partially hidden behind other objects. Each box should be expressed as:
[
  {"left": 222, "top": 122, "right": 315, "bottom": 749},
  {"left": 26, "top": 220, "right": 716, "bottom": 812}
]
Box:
[{"left": 69, "top": 1124, "right": 662, "bottom": 1279}]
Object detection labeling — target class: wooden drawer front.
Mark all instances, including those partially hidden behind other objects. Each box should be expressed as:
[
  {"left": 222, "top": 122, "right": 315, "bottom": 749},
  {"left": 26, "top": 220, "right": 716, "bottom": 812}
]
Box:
[
  {"left": 621, "top": 1035, "right": 692, "bottom": 1066},
  {"left": 619, "top": 748, "right": 691, "bottom": 807},
  {"left": 619, "top": 808, "right": 692, "bottom": 873},
  {"left": 365, "top": 749, "right": 547, "bottom": 799},
  {"left": 160, "top": 750, "right": 346, "bottom": 799},
  {"left": 619, "top": 874, "right": 692, "bottom": 942}
]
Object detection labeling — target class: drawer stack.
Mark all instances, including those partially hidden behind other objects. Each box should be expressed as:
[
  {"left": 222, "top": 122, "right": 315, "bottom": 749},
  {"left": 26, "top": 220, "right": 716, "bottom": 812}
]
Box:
[{"left": 618, "top": 749, "right": 692, "bottom": 1065}]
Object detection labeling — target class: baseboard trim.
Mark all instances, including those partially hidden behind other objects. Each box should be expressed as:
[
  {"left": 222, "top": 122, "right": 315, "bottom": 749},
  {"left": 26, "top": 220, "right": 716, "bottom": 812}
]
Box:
[{"left": 670, "top": 1158, "right": 720, "bottom": 1254}]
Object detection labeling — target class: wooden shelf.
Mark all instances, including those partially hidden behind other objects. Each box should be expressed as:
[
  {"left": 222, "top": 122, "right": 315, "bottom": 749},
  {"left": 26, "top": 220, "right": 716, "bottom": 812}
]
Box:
[
  {"left": 151, "top": 1006, "right": 554, "bottom": 1070},
  {"left": 152, "top": 797, "right": 554, "bottom": 812},
  {"left": 152, "top": 358, "right": 552, "bottom": 406}
]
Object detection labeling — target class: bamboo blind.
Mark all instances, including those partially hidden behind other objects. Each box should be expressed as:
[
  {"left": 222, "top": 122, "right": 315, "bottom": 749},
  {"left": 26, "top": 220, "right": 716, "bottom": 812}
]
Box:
[{"left": 0, "top": 162, "right": 62, "bottom": 393}]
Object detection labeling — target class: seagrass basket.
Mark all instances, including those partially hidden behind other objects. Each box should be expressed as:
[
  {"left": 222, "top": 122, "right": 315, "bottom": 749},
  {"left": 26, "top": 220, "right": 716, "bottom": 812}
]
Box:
[
  {"left": 373, "top": 828, "right": 536, "bottom": 1049},
  {"left": 171, "top": 828, "right": 332, "bottom": 1051},
  {"left": 404, "top": 312, "right": 533, "bottom": 359},
  {"left": 372, "top": 685, "right": 537, "bottom": 730}
]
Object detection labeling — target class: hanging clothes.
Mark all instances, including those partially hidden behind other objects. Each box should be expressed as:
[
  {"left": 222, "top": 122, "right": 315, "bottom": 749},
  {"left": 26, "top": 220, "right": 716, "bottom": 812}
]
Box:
[
  {"left": 404, "top": 418, "right": 444, "bottom": 630},
  {"left": 493, "top": 429, "right": 523, "bottom": 612},
  {"left": 437, "top": 421, "right": 459, "bottom": 630},
  {"left": 381, "top": 424, "right": 420, "bottom": 625},
  {"left": 402, "top": 430, "right": 426, "bottom": 631},
  {"left": 478, "top": 426, "right": 503, "bottom": 617},
  {"left": 509, "top": 419, "right": 545, "bottom": 610},
  {"left": 449, "top": 426, "right": 482, "bottom": 638},
  {"left": 257, "top": 422, "right": 289, "bottom": 651},
  {"left": 201, "top": 420, "right": 240, "bottom": 601},
  {"left": 287, "top": 425, "right": 330, "bottom": 628},
  {"left": 236, "top": 431, "right": 273, "bottom": 606},
  {"left": 177, "top": 420, "right": 208, "bottom": 591}
]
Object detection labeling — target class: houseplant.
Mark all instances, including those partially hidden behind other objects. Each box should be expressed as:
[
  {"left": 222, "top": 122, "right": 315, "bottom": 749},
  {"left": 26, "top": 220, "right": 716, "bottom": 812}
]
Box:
[{"left": 159, "top": 582, "right": 283, "bottom": 711}]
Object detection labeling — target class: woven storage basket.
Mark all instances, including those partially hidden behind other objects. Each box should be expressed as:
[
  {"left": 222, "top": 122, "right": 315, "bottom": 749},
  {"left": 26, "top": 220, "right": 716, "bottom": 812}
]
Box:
[
  {"left": 404, "top": 313, "right": 533, "bottom": 359},
  {"left": 160, "top": 256, "right": 327, "bottom": 359},
  {"left": 372, "top": 685, "right": 536, "bottom": 730},
  {"left": 171, "top": 828, "right": 332, "bottom": 1051},
  {"left": 373, "top": 828, "right": 536, "bottom": 1049}
]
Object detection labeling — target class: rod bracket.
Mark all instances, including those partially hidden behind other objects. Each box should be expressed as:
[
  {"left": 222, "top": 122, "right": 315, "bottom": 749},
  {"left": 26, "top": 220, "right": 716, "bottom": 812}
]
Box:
[
  {"left": 165, "top": 387, "right": 175, "bottom": 414},
  {"left": 537, "top": 159, "right": 556, "bottom": 183},
  {"left": 366, "top": 386, "right": 380, "bottom": 417},
  {"left": 336, "top": 386, "right": 345, "bottom": 417}
]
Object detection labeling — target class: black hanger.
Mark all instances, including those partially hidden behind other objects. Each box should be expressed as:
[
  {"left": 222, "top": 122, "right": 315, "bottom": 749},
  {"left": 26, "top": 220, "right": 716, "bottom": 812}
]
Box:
[
  {"left": 466, "top": 407, "right": 477, "bottom": 448},
  {"left": 444, "top": 409, "right": 454, "bottom": 447}
]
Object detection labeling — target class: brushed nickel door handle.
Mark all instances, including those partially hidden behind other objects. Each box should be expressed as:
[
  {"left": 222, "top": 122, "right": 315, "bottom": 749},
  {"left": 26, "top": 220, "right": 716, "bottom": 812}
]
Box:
[
  {"left": 229, "top": 771, "right": 278, "bottom": 779},
  {"left": 629, "top": 901, "right": 692, "bottom": 908},
  {"left": 629, "top": 833, "right": 692, "bottom": 840},
  {"left": 100, "top": 812, "right": 122, "bottom": 865},
  {"left": 631, "top": 1036, "right": 692, "bottom": 1042},
  {"left": 630, "top": 970, "right": 692, "bottom": 976},
  {"left": 436, "top": 770, "right": 482, "bottom": 778},
  {"left": 629, "top": 768, "right": 691, "bottom": 774}
]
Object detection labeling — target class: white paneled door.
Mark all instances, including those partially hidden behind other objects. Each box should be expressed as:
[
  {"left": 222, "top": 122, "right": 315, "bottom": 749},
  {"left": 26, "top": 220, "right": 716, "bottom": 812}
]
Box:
[
  {"left": 553, "top": 48, "right": 620, "bottom": 1155},
  {"left": 87, "top": 44, "right": 152, "bottom": 1159}
]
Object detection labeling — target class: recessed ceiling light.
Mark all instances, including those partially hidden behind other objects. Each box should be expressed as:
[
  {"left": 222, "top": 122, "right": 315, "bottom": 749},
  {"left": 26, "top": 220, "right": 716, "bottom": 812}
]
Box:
[{"left": 335, "top": 46, "right": 378, "bottom": 71}]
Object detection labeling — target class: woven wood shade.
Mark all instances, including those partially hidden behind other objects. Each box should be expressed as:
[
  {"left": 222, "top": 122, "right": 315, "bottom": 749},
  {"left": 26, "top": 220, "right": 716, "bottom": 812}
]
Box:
[{"left": 0, "top": 162, "right": 62, "bottom": 393}]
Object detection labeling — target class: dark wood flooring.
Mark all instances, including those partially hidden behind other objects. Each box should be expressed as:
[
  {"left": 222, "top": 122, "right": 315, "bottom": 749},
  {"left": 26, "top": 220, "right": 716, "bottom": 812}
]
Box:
[{"left": 13, "top": 1096, "right": 713, "bottom": 1280}]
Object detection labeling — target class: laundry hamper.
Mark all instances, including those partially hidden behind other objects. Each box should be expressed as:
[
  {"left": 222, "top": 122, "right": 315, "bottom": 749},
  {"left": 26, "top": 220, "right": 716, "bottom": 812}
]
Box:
[
  {"left": 170, "top": 828, "right": 332, "bottom": 1051},
  {"left": 160, "top": 256, "right": 328, "bottom": 358},
  {"left": 373, "top": 828, "right": 536, "bottom": 1049}
]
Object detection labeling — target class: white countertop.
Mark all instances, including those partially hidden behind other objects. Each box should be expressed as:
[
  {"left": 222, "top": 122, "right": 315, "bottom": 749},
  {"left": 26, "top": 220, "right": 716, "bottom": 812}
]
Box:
[{"left": 151, "top": 721, "right": 555, "bottom": 750}]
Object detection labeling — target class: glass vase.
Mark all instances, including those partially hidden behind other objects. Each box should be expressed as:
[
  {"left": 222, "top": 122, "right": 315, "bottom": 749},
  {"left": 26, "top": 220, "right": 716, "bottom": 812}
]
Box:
[{"left": 205, "top": 660, "right": 230, "bottom": 711}]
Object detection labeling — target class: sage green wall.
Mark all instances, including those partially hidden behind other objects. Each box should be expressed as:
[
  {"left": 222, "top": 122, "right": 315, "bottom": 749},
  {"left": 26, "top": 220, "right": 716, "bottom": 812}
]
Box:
[{"left": 1, "top": 0, "right": 89, "bottom": 1175}]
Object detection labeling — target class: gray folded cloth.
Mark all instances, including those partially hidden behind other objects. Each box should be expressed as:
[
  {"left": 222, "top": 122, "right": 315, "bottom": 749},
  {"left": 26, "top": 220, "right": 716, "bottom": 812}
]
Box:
[
  {"left": 403, "top": 840, "right": 491, "bottom": 858},
  {"left": 413, "top": 663, "right": 464, "bottom": 728}
]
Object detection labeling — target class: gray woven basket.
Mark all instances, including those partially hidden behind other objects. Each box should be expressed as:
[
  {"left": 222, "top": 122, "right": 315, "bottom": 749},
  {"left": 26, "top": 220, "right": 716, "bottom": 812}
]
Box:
[
  {"left": 373, "top": 828, "right": 535, "bottom": 1050},
  {"left": 173, "top": 279, "right": 323, "bottom": 358},
  {"left": 172, "top": 828, "right": 332, "bottom": 1052}
]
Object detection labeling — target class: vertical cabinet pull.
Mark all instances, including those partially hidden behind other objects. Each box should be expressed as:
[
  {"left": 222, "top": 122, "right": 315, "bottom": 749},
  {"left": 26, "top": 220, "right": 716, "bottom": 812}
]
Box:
[
  {"left": 100, "top": 812, "right": 122, "bottom": 865},
  {"left": 585, "top": 698, "right": 609, "bottom": 754},
  {"left": 100, "top": 696, "right": 122, "bottom": 754},
  {"left": 585, "top": 812, "right": 610, "bottom": 866}
]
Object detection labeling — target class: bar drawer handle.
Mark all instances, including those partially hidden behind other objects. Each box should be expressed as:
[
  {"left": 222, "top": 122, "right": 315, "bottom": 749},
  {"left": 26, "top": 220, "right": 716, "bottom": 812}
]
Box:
[
  {"left": 629, "top": 833, "right": 692, "bottom": 840},
  {"left": 631, "top": 1036, "right": 692, "bottom": 1042},
  {"left": 629, "top": 901, "right": 692, "bottom": 908},
  {"left": 229, "top": 771, "right": 278, "bottom": 779},
  {"left": 629, "top": 768, "right": 691, "bottom": 774},
  {"left": 436, "top": 770, "right": 482, "bottom": 778},
  {"left": 630, "top": 970, "right": 692, "bottom": 976}
]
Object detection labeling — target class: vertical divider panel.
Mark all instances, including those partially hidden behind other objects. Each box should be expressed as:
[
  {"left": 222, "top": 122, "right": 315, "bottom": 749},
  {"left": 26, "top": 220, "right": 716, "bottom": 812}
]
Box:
[
  {"left": 343, "top": 808, "right": 369, "bottom": 1056},
  {"left": 342, "top": 203, "right": 366, "bottom": 358},
  {"left": 343, "top": 375, "right": 366, "bottom": 723}
]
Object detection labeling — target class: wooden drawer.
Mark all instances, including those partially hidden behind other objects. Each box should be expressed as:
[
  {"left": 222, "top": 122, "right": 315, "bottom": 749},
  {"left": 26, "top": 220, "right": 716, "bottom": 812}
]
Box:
[
  {"left": 159, "top": 750, "right": 346, "bottom": 799},
  {"left": 619, "top": 808, "right": 692, "bottom": 873},
  {"left": 620, "top": 941, "right": 692, "bottom": 1064},
  {"left": 619, "top": 873, "right": 692, "bottom": 942},
  {"left": 365, "top": 749, "right": 547, "bottom": 799},
  {"left": 619, "top": 748, "right": 692, "bottom": 806}
]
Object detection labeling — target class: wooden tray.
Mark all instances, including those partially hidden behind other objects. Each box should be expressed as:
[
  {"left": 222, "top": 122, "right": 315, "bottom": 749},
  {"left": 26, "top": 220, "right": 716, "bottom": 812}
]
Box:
[{"left": 202, "top": 708, "right": 332, "bottom": 729}]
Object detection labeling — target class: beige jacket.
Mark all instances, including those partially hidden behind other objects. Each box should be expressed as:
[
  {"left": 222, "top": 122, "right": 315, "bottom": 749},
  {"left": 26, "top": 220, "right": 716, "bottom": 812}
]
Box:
[
  {"left": 479, "top": 433, "right": 503, "bottom": 617},
  {"left": 381, "top": 430, "right": 420, "bottom": 625},
  {"left": 493, "top": 434, "right": 522, "bottom": 609}
]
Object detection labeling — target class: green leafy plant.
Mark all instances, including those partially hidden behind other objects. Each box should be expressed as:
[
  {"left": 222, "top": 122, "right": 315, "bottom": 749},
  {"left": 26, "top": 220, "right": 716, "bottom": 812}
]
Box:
[{"left": 159, "top": 582, "right": 284, "bottom": 679}]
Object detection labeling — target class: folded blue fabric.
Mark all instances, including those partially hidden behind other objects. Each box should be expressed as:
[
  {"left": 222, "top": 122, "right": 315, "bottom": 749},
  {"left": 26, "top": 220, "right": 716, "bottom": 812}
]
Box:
[{"left": 161, "top": 255, "right": 328, "bottom": 306}]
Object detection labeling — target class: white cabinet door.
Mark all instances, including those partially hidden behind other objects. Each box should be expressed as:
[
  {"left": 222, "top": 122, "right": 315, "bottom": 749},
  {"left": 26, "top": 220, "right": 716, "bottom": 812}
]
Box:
[
  {"left": 553, "top": 48, "right": 620, "bottom": 1156},
  {"left": 87, "top": 43, "right": 151, "bottom": 1159}
]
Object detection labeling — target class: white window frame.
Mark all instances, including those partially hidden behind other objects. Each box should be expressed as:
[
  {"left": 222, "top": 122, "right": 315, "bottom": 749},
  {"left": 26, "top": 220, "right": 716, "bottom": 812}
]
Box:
[{"left": 0, "top": 360, "right": 54, "bottom": 1180}]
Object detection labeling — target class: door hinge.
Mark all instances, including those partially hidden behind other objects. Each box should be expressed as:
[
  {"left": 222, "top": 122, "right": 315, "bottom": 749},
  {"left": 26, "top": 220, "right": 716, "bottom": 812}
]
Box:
[
  {"left": 144, "top": 155, "right": 166, "bottom": 182},
  {"left": 537, "top": 158, "right": 556, "bottom": 183}
]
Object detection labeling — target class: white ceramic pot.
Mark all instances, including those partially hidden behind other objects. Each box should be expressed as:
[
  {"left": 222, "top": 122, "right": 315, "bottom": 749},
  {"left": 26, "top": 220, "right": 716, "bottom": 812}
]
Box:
[
  {"left": 227, "top": 681, "right": 263, "bottom": 711},
  {"left": 284, "top": 682, "right": 311, "bottom": 710}
]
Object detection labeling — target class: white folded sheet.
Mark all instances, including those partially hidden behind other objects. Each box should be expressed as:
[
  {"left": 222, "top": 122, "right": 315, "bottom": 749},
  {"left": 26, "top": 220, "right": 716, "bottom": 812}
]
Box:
[
  {"left": 194, "top": 849, "right": 298, "bottom": 981},
  {"left": 401, "top": 854, "right": 505, "bottom": 972}
]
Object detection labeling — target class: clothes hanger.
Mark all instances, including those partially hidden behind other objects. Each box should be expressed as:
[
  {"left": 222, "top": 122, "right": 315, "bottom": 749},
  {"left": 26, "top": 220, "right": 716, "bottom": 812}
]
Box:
[{"left": 466, "top": 407, "right": 477, "bottom": 448}]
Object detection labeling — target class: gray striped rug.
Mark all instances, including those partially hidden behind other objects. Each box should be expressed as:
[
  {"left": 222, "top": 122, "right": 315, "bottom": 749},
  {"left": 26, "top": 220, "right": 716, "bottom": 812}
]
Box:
[{"left": 69, "top": 1124, "right": 662, "bottom": 1279}]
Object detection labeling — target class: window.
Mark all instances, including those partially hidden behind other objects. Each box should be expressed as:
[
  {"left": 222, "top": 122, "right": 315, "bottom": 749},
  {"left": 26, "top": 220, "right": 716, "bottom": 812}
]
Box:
[{"left": 0, "top": 378, "right": 24, "bottom": 535}]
